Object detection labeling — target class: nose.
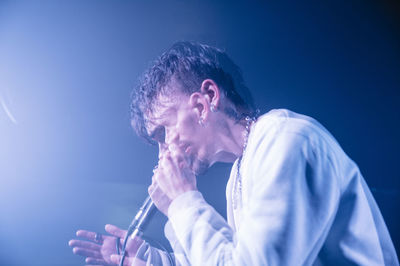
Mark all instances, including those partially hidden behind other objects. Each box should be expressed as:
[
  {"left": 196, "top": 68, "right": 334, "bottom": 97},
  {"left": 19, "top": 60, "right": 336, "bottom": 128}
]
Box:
[
  {"left": 158, "top": 128, "right": 179, "bottom": 157},
  {"left": 165, "top": 127, "right": 179, "bottom": 147},
  {"left": 158, "top": 142, "right": 168, "bottom": 158}
]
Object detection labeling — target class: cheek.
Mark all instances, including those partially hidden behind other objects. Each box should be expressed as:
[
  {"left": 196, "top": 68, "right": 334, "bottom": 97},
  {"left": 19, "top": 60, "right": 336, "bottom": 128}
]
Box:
[{"left": 179, "top": 114, "right": 199, "bottom": 136}]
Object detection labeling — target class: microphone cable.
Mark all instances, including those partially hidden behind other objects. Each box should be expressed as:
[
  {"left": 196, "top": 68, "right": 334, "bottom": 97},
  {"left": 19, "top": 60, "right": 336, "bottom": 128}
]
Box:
[{"left": 119, "top": 194, "right": 175, "bottom": 266}]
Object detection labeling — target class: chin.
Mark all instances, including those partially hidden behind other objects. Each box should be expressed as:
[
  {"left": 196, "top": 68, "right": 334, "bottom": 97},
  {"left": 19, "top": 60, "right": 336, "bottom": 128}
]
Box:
[{"left": 192, "top": 159, "right": 210, "bottom": 176}]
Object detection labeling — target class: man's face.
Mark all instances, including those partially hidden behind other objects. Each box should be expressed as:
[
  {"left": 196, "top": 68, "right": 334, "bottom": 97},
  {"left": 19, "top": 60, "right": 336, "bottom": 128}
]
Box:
[{"left": 145, "top": 93, "right": 211, "bottom": 175}]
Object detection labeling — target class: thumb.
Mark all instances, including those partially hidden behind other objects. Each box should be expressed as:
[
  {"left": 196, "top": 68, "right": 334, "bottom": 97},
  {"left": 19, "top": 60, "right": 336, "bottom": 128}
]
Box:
[{"left": 110, "top": 254, "right": 122, "bottom": 265}]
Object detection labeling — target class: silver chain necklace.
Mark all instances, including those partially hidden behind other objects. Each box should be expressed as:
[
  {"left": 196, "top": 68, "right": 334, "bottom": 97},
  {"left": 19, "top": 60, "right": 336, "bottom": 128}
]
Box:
[{"left": 232, "top": 116, "right": 256, "bottom": 210}]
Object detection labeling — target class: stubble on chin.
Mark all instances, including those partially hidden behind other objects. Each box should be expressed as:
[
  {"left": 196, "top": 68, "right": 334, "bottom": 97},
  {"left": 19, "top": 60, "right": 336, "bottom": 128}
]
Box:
[{"left": 192, "top": 158, "right": 210, "bottom": 176}]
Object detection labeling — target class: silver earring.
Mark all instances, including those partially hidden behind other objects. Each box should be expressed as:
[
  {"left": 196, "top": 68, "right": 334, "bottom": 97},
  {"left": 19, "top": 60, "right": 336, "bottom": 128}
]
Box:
[
  {"left": 210, "top": 104, "right": 217, "bottom": 113},
  {"left": 198, "top": 117, "right": 205, "bottom": 126}
]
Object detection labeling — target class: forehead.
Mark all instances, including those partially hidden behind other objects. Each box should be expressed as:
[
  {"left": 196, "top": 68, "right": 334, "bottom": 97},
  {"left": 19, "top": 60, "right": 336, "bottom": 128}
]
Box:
[{"left": 144, "top": 93, "right": 182, "bottom": 135}]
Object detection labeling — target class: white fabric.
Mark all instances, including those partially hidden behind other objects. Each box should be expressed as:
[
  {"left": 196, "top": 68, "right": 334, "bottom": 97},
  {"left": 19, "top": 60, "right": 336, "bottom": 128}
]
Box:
[{"left": 139, "top": 109, "right": 398, "bottom": 266}]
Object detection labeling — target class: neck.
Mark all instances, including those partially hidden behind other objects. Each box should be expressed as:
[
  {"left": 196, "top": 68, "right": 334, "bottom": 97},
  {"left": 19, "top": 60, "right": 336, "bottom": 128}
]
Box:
[{"left": 210, "top": 116, "right": 252, "bottom": 164}]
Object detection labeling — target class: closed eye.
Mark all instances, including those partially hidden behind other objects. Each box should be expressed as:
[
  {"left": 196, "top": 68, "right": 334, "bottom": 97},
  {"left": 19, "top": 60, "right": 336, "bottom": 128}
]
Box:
[{"left": 150, "top": 126, "right": 166, "bottom": 144}]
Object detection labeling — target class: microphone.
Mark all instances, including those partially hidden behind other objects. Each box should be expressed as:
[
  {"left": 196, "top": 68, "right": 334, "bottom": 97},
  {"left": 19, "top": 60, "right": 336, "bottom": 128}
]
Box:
[
  {"left": 119, "top": 195, "right": 156, "bottom": 266},
  {"left": 128, "top": 195, "right": 155, "bottom": 238}
]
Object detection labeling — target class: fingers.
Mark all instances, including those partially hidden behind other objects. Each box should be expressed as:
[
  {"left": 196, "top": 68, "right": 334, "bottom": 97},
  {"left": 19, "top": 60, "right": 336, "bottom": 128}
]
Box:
[
  {"left": 110, "top": 254, "right": 124, "bottom": 265},
  {"left": 105, "top": 224, "right": 127, "bottom": 239},
  {"left": 69, "top": 239, "right": 101, "bottom": 251},
  {"left": 168, "top": 144, "right": 188, "bottom": 168},
  {"left": 148, "top": 177, "right": 157, "bottom": 195},
  {"left": 110, "top": 254, "right": 146, "bottom": 266},
  {"left": 72, "top": 247, "right": 102, "bottom": 259},
  {"left": 159, "top": 148, "right": 189, "bottom": 176},
  {"left": 125, "top": 235, "right": 144, "bottom": 255},
  {"left": 76, "top": 230, "right": 104, "bottom": 243}
]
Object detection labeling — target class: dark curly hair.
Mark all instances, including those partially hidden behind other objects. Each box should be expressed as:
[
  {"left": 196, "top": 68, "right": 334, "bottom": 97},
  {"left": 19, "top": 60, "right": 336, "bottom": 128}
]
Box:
[{"left": 130, "top": 41, "right": 257, "bottom": 144}]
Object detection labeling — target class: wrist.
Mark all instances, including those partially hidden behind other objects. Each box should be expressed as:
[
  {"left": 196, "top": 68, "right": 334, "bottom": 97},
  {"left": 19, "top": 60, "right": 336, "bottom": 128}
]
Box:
[
  {"left": 167, "top": 190, "right": 203, "bottom": 219},
  {"left": 170, "top": 186, "right": 197, "bottom": 202}
]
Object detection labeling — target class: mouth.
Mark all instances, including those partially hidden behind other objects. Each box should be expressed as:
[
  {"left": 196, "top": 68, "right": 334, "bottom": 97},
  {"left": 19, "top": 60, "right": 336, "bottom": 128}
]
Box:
[
  {"left": 178, "top": 143, "right": 191, "bottom": 155},
  {"left": 181, "top": 145, "right": 195, "bottom": 169},
  {"left": 185, "top": 145, "right": 192, "bottom": 154}
]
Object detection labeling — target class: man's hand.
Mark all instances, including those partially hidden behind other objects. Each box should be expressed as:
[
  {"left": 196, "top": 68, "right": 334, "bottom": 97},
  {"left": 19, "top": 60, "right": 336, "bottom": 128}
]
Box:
[
  {"left": 69, "top": 224, "right": 144, "bottom": 265},
  {"left": 149, "top": 144, "right": 198, "bottom": 216},
  {"left": 110, "top": 254, "right": 146, "bottom": 266}
]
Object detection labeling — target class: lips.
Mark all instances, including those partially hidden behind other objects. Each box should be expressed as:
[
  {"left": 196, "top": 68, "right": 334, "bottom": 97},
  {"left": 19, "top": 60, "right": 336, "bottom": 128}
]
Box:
[
  {"left": 178, "top": 143, "right": 190, "bottom": 154},
  {"left": 181, "top": 145, "right": 195, "bottom": 168},
  {"left": 185, "top": 146, "right": 192, "bottom": 154}
]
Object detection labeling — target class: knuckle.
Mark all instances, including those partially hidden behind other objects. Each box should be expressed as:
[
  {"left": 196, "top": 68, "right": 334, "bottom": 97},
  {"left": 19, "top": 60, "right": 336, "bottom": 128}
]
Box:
[{"left": 152, "top": 174, "right": 159, "bottom": 183}]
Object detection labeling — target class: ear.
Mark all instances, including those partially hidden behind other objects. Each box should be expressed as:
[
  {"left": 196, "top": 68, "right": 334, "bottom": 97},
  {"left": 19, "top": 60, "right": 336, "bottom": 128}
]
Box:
[
  {"left": 200, "top": 79, "right": 221, "bottom": 110},
  {"left": 188, "top": 79, "right": 221, "bottom": 123},
  {"left": 188, "top": 92, "right": 206, "bottom": 120}
]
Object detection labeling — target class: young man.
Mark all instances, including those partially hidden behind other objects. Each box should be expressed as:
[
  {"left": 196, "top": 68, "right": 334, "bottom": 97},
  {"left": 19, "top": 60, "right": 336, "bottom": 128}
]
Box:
[{"left": 70, "top": 42, "right": 398, "bottom": 265}]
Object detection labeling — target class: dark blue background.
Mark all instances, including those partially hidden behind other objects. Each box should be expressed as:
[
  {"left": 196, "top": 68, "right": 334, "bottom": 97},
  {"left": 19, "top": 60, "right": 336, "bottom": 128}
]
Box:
[{"left": 0, "top": 1, "right": 398, "bottom": 264}]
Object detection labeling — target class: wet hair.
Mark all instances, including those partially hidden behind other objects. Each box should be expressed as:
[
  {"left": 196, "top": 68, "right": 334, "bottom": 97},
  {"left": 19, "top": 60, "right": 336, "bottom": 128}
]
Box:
[{"left": 130, "top": 41, "right": 257, "bottom": 144}]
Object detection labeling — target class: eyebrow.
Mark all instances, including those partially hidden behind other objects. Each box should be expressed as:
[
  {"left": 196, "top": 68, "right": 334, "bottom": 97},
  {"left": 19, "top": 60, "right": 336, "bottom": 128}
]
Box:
[{"left": 145, "top": 105, "right": 176, "bottom": 138}]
